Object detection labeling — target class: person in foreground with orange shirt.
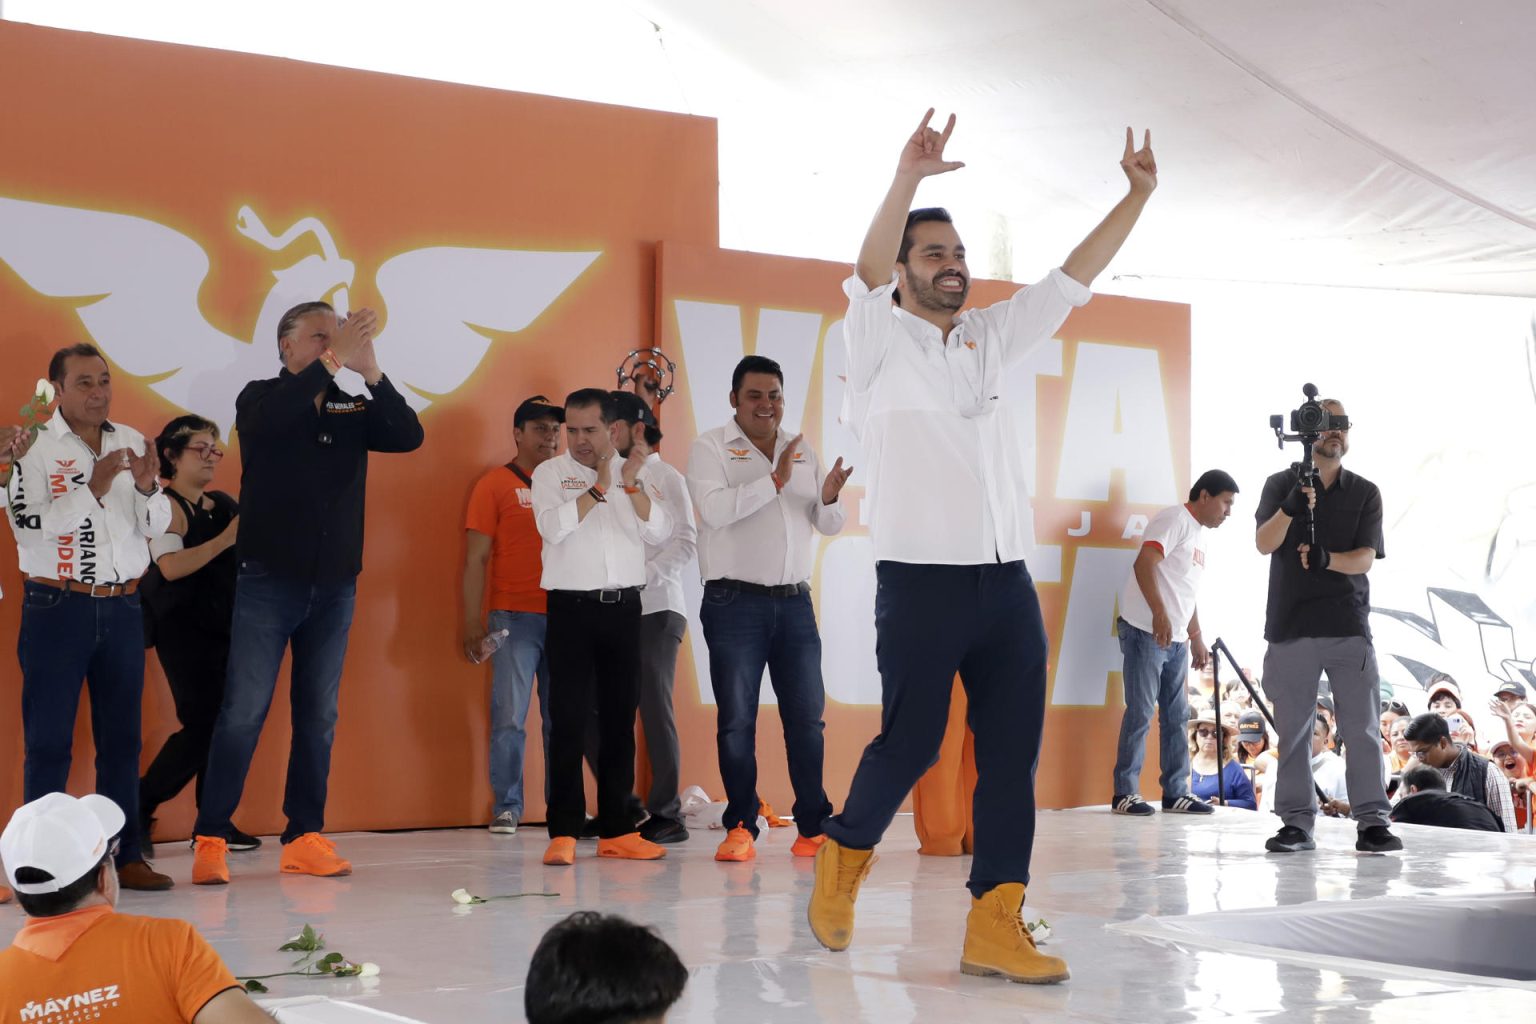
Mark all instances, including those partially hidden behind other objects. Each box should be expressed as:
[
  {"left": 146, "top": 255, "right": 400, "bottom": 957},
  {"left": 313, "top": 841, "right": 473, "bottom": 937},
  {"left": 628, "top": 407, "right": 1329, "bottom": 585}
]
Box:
[
  {"left": 0, "top": 792, "right": 269, "bottom": 1023},
  {"left": 463, "top": 395, "right": 566, "bottom": 836}
]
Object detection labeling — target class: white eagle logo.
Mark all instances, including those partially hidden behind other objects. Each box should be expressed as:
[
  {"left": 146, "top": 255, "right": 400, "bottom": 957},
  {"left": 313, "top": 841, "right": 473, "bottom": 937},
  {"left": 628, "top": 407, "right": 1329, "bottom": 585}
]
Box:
[{"left": 0, "top": 196, "right": 600, "bottom": 423}]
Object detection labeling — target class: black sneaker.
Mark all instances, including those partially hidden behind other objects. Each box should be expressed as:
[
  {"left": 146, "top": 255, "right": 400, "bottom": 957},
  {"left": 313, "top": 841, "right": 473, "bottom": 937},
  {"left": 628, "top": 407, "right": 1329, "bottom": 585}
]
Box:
[
  {"left": 227, "top": 828, "right": 263, "bottom": 852},
  {"left": 191, "top": 827, "right": 263, "bottom": 852},
  {"left": 578, "top": 816, "right": 600, "bottom": 840},
  {"left": 1265, "top": 825, "right": 1316, "bottom": 853},
  {"left": 1355, "top": 825, "right": 1403, "bottom": 853},
  {"left": 1111, "top": 794, "right": 1155, "bottom": 816},
  {"left": 640, "top": 816, "right": 690, "bottom": 844},
  {"left": 1162, "top": 795, "right": 1215, "bottom": 815}
]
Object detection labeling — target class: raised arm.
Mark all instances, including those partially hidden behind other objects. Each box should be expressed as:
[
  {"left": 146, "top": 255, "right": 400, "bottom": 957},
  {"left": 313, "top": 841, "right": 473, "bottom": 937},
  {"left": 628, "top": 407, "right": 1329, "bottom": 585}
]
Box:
[
  {"left": 1061, "top": 128, "right": 1157, "bottom": 288},
  {"left": 855, "top": 109, "right": 965, "bottom": 290}
]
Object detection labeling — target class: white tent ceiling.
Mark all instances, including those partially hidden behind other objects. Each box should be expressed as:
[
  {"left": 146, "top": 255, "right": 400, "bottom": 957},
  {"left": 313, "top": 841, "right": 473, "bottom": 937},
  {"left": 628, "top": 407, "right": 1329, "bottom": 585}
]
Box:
[
  {"left": 8, "top": 0, "right": 1536, "bottom": 295},
  {"left": 638, "top": 0, "right": 1536, "bottom": 296}
]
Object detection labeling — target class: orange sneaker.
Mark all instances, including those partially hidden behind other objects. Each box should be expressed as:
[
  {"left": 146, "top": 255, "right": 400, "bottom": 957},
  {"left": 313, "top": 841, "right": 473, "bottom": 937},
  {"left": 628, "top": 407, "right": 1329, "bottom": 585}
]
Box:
[
  {"left": 597, "top": 832, "right": 667, "bottom": 860},
  {"left": 791, "top": 833, "right": 826, "bottom": 858},
  {"left": 715, "top": 826, "right": 756, "bottom": 862},
  {"left": 759, "top": 800, "right": 790, "bottom": 828},
  {"left": 279, "top": 833, "right": 352, "bottom": 877},
  {"left": 543, "top": 837, "right": 577, "bottom": 865},
  {"left": 192, "top": 835, "right": 229, "bottom": 885}
]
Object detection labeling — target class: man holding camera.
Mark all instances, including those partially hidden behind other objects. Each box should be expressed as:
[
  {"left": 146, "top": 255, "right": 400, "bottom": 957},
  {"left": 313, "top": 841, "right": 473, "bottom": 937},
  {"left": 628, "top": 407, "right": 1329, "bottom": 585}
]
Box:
[{"left": 1255, "top": 398, "right": 1400, "bottom": 854}]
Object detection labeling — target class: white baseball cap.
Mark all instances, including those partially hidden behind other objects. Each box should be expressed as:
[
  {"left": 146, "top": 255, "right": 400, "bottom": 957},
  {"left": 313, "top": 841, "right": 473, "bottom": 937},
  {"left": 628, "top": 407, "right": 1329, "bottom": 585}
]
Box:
[{"left": 1, "top": 793, "right": 124, "bottom": 894}]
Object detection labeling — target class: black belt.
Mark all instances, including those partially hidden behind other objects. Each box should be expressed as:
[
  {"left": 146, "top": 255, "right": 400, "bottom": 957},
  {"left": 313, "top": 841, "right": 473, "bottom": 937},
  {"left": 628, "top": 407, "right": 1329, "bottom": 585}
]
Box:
[
  {"left": 550, "top": 587, "right": 641, "bottom": 604},
  {"left": 706, "top": 579, "right": 809, "bottom": 599}
]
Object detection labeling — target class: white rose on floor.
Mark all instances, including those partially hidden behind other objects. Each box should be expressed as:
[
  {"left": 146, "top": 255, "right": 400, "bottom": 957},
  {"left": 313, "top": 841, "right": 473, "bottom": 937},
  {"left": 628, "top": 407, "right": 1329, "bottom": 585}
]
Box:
[
  {"left": 358, "top": 963, "right": 381, "bottom": 978},
  {"left": 451, "top": 888, "right": 477, "bottom": 904},
  {"left": 1025, "top": 918, "right": 1052, "bottom": 944},
  {"left": 35, "top": 379, "right": 54, "bottom": 404}
]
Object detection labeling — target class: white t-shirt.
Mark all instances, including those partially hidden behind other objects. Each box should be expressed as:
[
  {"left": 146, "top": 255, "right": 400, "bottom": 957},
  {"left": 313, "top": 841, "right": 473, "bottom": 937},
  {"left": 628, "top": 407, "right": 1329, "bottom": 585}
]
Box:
[{"left": 1117, "top": 504, "right": 1207, "bottom": 642}]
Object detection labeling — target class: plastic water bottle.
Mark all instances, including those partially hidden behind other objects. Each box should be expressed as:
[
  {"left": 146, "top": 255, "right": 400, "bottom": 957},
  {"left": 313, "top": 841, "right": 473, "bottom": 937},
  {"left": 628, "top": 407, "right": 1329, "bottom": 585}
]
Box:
[{"left": 470, "top": 628, "right": 510, "bottom": 665}]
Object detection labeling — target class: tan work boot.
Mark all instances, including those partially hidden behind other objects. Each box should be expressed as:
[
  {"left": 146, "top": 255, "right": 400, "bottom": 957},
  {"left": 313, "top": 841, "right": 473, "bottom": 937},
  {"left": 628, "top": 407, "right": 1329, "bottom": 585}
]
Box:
[
  {"left": 807, "top": 838, "right": 876, "bottom": 951},
  {"left": 960, "top": 882, "right": 1069, "bottom": 984}
]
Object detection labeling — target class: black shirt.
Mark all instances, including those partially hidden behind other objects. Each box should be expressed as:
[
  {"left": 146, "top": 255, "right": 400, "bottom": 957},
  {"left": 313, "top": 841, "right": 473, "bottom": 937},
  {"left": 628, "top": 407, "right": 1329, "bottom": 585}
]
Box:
[
  {"left": 234, "top": 361, "right": 424, "bottom": 584},
  {"left": 1256, "top": 465, "right": 1384, "bottom": 642},
  {"left": 1389, "top": 790, "right": 1503, "bottom": 832},
  {"left": 142, "top": 489, "right": 239, "bottom": 638}
]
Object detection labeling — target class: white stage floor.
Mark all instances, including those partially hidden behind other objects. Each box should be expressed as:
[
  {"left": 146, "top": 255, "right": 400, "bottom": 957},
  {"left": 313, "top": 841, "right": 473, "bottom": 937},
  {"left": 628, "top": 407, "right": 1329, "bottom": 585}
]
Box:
[{"left": 5, "top": 810, "right": 1534, "bottom": 1022}]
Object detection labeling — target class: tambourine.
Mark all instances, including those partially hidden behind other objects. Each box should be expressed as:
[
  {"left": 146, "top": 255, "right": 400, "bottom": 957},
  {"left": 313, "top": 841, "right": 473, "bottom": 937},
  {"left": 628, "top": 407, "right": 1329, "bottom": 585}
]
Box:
[{"left": 615, "top": 347, "right": 677, "bottom": 404}]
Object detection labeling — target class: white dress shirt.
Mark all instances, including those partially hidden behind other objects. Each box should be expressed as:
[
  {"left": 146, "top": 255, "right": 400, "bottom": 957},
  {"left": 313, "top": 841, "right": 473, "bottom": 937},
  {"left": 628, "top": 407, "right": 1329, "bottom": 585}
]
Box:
[
  {"left": 4, "top": 409, "right": 170, "bottom": 584},
  {"left": 687, "top": 421, "right": 846, "bottom": 587},
  {"left": 642, "top": 452, "right": 697, "bottom": 617},
  {"left": 532, "top": 450, "right": 672, "bottom": 591},
  {"left": 841, "top": 268, "right": 1090, "bottom": 565}
]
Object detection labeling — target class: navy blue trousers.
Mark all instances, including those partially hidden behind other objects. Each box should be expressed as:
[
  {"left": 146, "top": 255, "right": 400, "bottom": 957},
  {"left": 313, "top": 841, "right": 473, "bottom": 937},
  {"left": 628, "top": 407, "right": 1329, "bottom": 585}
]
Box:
[{"left": 823, "top": 560, "right": 1048, "bottom": 897}]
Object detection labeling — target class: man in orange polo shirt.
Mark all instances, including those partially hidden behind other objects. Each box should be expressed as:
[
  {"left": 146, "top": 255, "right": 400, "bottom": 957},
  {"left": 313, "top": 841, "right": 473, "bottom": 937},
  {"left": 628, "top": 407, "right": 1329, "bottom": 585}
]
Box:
[
  {"left": 463, "top": 395, "right": 565, "bottom": 835},
  {"left": 0, "top": 792, "right": 269, "bottom": 1022}
]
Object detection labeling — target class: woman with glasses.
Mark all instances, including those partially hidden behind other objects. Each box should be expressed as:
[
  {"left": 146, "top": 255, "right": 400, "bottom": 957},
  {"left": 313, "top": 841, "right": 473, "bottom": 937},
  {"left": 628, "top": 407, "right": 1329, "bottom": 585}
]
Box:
[
  {"left": 1187, "top": 713, "right": 1256, "bottom": 809},
  {"left": 137, "top": 415, "right": 261, "bottom": 852}
]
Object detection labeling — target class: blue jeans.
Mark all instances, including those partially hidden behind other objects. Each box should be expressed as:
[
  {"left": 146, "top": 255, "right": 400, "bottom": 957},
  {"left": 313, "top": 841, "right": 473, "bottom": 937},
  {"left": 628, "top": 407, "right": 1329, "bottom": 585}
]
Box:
[
  {"left": 487, "top": 609, "right": 550, "bottom": 819},
  {"left": 699, "top": 583, "right": 832, "bottom": 840},
  {"left": 1111, "top": 618, "right": 1191, "bottom": 799},
  {"left": 195, "top": 564, "right": 356, "bottom": 844},
  {"left": 823, "top": 561, "right": 1047, "bottom": 898},
  {"left": 17, "top": 582, "right": 146, "bottom": 865}
]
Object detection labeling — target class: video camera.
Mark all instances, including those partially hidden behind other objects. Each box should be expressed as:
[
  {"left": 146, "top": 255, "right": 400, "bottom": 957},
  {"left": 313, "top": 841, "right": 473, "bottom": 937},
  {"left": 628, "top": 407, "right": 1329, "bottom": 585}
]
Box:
[
  {"left": 1269, "top": 383, "right": 1349, "bottom": 439},
  {"left": 1269, "top": 383, "right": 1348, "bottom": 547}
]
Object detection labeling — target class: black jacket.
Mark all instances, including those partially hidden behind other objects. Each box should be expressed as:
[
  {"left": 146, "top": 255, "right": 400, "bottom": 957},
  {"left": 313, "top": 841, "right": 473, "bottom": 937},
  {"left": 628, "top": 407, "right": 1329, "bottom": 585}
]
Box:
[
  {"left": 1390, "top": 790, "right": 1504, "bottom": 832},
  {"left": 234, "top": 361, "right": 424, "bottom": 583}
]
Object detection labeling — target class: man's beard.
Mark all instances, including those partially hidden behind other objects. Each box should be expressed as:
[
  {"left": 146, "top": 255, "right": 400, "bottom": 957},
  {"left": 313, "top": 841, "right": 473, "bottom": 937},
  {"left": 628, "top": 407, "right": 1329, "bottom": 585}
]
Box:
[
  {"left": 909, "top": 272, "right": 968, "bottom": 313},
  {"left": 1313, "top": 437, "right": 1347, "bottom": 459}
]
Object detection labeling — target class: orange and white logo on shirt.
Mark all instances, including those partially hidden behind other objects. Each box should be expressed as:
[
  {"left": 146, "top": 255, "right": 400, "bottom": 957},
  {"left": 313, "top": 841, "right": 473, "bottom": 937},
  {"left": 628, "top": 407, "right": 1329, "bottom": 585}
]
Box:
[
  {"left": 725, "top": 447, "right": 751, "bottom": 461},
  {"left": 516, "top": 488, "right": 532, "bottom": 509},
  {"left": 1193, "top": 548, "right": 1205, "bottom": 567},
  {"left": 560, "top": 477, "right": 587, "bottom": 491}
]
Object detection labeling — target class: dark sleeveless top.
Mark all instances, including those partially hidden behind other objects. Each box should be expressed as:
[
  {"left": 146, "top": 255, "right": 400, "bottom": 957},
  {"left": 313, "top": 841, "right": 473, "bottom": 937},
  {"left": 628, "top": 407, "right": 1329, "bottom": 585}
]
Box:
[{"left": 142, "top": 489, "right": 239, "bottom": 639}]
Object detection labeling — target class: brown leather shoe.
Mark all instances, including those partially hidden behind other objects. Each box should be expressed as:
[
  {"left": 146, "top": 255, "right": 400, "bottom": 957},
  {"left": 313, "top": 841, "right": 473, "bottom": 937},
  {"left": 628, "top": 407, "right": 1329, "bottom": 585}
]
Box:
[{"left": 117, "top": 860, "right": 174, "bottom": 891}]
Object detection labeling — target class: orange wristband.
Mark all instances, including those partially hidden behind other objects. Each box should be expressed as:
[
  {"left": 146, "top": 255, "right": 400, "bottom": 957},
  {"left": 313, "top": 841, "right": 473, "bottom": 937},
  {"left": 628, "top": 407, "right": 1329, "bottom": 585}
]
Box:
[
  {"left": 319, "top": 348, "right": 342, "bottom": 374},
  {"left": 623, "top": 484, "right": 641, "bottom": 495}
]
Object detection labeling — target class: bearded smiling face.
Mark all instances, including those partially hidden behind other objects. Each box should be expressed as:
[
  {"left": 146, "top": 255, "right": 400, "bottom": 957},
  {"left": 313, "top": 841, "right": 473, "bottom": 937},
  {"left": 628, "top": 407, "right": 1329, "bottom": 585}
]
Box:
[{"left": 899, "top": 219, "right": 970, "bottom": 314}]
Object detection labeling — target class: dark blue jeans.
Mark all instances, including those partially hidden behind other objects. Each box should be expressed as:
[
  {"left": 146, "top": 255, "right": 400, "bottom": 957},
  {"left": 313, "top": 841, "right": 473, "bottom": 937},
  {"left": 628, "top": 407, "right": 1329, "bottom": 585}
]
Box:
[
  {"left": 823, "top": 561, "right": 1048, "bottom": 898},
  {"left": 18, "top": 582, "right": 146, "bottom": 865},
  {"left": 195, "top": 564, "right": 356, "bottom": 844},
  {"left": 699, "top": 583, "right": 832, "bottom": 840}
]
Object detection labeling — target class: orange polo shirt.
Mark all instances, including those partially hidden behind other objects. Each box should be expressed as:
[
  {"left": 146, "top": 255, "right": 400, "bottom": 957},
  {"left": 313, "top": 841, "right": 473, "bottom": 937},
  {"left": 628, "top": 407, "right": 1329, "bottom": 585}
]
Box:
[
  {"left": 0, "top": 904, "right": 239, "bottom": 1022},
  {"left": 466, "top": 465, "right": 547, "bottom": 615}
]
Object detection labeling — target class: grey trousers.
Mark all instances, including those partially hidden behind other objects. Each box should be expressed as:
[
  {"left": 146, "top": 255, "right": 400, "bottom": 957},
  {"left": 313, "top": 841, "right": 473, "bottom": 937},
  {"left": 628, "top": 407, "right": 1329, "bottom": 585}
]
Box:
[
  {"left": 1263, "top": 636, "right": 1390, "bottom": 833},
  {"left": 638, "top": 610, "right": 687, "bottom": 820}
]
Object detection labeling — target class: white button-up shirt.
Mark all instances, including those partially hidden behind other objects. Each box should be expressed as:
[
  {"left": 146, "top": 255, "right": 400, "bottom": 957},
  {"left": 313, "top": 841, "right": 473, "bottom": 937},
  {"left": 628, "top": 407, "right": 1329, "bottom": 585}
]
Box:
[
  {"left": 532, "top": 450, "right": 672, "bottom": 591},
  {"left": 841, "top": 269, "right": 1090, "bottom": 565},
  {"left": 642, "top": 452, "right": 697, "bottom": 617},
  {"left": 3, "top": 409, "right": 170, "bottom": 584},
  {"left": 687, "top": 421, "right": 846, "bottom": 587}
]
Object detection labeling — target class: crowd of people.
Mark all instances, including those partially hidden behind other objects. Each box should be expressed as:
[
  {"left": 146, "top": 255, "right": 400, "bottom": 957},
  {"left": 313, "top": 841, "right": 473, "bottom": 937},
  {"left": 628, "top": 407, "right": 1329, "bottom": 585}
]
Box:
[
  {"left": 1126, "top": 658, "right": 1536, "bottom": 835},
  {"left": 0, "top": 105, "right": 1526, "bottom": 1021}
]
